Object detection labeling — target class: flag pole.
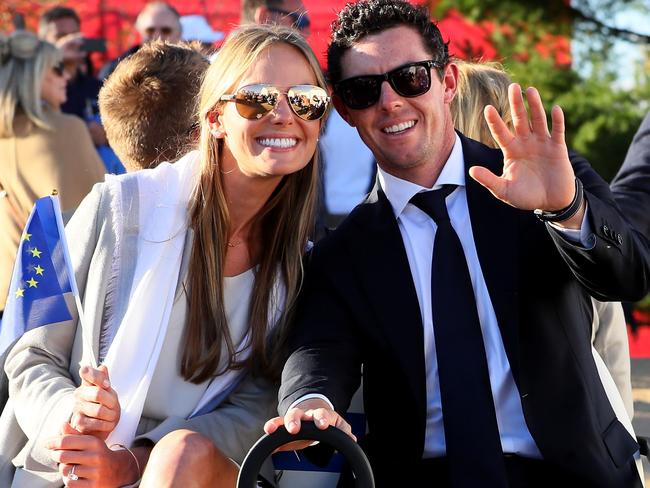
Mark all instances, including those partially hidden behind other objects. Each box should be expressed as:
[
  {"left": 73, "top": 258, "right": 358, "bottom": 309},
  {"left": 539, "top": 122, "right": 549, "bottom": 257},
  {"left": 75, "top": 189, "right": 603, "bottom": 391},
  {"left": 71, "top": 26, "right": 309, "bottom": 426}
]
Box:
[{"left": 51, "top": 191, "right": 98, "bottom": 368}]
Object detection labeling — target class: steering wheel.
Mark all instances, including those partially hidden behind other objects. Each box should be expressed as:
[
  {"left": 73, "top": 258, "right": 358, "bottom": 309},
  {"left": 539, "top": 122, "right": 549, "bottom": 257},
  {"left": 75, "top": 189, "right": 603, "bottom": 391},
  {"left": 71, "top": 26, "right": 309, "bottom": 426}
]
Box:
[{"left": 237, "top": 421, "right": 375, "bottom": 487}]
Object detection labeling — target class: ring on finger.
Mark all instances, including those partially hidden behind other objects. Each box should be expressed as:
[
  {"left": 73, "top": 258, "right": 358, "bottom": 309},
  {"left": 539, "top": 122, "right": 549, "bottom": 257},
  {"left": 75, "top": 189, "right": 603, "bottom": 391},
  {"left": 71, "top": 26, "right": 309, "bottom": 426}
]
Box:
[{"left": 69, "top": 465, "right": 79, "bottom": 481}]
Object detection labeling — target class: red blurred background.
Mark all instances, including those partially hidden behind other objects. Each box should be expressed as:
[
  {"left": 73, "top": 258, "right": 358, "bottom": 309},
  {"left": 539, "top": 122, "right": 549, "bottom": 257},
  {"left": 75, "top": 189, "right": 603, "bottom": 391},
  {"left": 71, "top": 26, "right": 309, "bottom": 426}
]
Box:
[{"left": 0, "top": 0, "right": 570, "bottom": 72}]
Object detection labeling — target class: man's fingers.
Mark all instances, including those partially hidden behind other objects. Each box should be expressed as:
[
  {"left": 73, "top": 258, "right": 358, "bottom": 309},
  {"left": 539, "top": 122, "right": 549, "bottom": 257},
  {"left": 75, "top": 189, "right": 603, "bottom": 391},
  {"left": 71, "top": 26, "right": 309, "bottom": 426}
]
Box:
[
  {"left": 56, "top": 33, "right": 83, "bottom": 50},
  {"left": 508, "top": 83, "right": 531, "bottom": 137},
  {"left": 334, "top": 417, "right": 357, "bottom": 442},
  {"left": 263, "top": 417, "right": 285, "bottom": 435},
  {"left": 311, "top": 407, "right": 340, "bottom": 430},
  {"left": 468, "top": 166, "right": 507, "bottom": 201},
  {"left": 484, "top": 105, "right": 514, "bottom": 150},
  {"left": 79, "top": 365, "right": 110, "bottom": 389},
  {"left": 58, "top": 32, "right": 83, "bottom": 42},
  {"left": 525, "top": 87, "right": 550, "bottom": 138},
  {"left": 550, "top": 105, "right": 565, "bottom": 145},
  {"left": 284, "top": 408, "right": 306, "bottom": 434}
]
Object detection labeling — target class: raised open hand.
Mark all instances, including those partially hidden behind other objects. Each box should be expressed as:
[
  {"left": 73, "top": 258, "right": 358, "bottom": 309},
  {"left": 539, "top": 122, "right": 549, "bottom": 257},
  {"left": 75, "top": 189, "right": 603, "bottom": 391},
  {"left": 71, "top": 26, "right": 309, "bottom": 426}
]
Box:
[{"left": 468, "top": 84, "right": 576, "bottom": 214}]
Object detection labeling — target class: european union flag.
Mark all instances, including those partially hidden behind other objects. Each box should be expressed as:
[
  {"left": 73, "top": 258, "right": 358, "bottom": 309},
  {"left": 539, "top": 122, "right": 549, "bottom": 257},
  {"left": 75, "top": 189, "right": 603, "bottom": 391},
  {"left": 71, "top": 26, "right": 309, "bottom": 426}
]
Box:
[{"left": 0, "top": 196, "right": 75, "bottom": 356}]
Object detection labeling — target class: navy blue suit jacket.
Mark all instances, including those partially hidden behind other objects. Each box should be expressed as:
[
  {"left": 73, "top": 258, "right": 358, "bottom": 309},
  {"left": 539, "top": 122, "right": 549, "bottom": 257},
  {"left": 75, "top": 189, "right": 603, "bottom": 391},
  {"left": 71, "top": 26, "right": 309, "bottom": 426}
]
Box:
[
  {"left": 280, "top": 134, "right": 650, "bottom": 487},
  {"left": 611, "top": 111, "right": 650, "bottom": 239}
]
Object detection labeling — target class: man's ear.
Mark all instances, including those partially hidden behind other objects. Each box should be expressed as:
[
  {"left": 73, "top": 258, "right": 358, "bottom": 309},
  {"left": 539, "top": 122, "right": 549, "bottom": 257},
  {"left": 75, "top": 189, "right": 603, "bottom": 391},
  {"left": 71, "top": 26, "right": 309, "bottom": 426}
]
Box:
[
  {"left": 332, "top": 94, "right": 356, "bottom": 127},
  {"left": 443, "top": 62, "right": 458, "bottom": 105},
  {"left": 254, "top": 7, "right": 270, "bottom": 24}
]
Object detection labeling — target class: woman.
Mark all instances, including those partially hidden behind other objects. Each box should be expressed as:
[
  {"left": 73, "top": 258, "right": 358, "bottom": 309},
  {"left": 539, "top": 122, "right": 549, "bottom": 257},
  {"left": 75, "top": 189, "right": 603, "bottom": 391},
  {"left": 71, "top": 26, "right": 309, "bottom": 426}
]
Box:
[
  {"left": 0, "top": 25, "right": 330, "bottom": 487},
  {"left": 0, "top": 31, "right": 105, "bottom": 318}
]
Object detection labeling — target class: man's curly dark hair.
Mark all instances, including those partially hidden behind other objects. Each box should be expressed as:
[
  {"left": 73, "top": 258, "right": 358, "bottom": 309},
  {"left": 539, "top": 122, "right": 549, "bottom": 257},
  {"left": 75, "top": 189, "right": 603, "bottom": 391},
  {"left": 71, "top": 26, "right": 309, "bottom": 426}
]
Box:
[{"left": 327, "top": 0, "right": 449, "bottom": 86}]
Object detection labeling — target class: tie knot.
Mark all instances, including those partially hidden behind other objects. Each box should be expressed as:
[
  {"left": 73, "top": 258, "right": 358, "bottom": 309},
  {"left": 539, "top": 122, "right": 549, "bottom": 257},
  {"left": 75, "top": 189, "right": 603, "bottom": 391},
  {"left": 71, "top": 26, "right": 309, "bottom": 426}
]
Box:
[{"left": 410, "top": 185, "right": 457, "bottom": 224}]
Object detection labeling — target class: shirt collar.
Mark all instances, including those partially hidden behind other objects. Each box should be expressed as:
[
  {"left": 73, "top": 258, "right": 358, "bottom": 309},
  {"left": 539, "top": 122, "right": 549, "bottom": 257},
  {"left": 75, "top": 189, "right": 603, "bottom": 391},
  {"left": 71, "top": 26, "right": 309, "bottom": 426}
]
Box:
[{"left": 377, "top": 133, "right": 465, "bottom": 218}]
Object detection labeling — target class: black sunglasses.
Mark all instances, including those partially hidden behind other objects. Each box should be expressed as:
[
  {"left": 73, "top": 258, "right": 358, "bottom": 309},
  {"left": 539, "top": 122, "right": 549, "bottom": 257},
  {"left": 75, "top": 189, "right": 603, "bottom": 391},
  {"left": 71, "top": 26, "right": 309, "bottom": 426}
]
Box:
[
  {"left": 145, "top": 26, "right": 174, "bottom": 37},
  {"left": 334, "top": 60, "right": 445, "bottom": 110},
  {"left": 267, "top": 6, "right": 311, "bottom": 30},
  {"left": 220, "top": 84, "right": 330, "bottom": 121},
  {"left": 52, "top": 61, "right": 66, "bottom": 77}
]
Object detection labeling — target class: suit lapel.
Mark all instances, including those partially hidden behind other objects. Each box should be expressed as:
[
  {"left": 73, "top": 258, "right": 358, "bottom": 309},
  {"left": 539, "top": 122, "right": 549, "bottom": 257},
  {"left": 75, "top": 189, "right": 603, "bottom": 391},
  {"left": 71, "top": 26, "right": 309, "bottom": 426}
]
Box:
[
  {"left": 461, "top": 134, "right": 522, "bottom": 383},
  {"left": 349, "top": 182, "right": 427, "bottom": 420}
]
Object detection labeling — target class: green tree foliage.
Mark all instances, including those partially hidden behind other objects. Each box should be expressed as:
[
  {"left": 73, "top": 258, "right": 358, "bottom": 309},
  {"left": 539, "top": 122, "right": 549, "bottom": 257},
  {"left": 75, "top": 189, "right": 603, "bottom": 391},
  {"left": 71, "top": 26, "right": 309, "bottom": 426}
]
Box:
[{"left": 430, "top": 0, "right": 650, "bottom": 182}]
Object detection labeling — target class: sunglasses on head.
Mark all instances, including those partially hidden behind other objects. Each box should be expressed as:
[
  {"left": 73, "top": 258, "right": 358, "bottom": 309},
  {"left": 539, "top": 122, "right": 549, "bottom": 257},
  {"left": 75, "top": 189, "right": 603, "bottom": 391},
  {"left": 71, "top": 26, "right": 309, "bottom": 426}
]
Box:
[
  {"left": 220, "top": 84, "right": 330, "bottom": 121},
  {"left": 334, "top": 60, "right": 445, "bottom": 110},
  {"left": 267, "top": 6, "right": 311, "bottom": 30},
  {"left": 52, "top": 62, "right": 66, "bottom": 77}
]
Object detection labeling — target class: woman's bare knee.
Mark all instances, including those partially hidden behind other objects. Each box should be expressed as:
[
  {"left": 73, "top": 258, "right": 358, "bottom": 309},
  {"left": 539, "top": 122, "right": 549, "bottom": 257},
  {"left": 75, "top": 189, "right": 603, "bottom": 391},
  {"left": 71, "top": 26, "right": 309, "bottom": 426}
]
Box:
[{"left": 141, "top": 429, "right": 237, "bottom": 488}]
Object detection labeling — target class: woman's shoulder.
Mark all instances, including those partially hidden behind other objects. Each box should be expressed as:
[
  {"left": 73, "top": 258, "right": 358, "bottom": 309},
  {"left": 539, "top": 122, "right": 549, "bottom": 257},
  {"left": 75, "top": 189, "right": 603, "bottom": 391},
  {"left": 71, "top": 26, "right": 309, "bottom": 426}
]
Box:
[
  {"left": 9, "top": 110, "right": 85, "bottom": 139},
  {"left": 48, "top": 110, "right": 88, "bottom": 131}
]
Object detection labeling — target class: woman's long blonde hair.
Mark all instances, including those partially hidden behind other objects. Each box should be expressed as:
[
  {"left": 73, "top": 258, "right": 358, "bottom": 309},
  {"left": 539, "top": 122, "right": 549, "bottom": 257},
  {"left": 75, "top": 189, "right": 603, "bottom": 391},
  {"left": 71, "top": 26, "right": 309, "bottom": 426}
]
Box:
[
  {"left": 451, "top": 61, "right": 513, "bottom": 148},
  {"left": 182, "top": 24, "right": 327, "bottom": 383},
  {"left": 0, "top": 31, "right": 62, "bottom": 137}
]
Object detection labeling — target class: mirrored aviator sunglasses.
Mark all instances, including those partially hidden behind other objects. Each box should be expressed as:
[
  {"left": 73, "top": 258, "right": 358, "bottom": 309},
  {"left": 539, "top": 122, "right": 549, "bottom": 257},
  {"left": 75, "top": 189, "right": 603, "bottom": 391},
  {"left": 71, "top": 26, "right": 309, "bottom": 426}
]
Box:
[
  {"left": 334, "top": 60, "right": 444, "bottom": 110},
  {"left": 220, "top": 84, "right": 330, "bottom": 121}
]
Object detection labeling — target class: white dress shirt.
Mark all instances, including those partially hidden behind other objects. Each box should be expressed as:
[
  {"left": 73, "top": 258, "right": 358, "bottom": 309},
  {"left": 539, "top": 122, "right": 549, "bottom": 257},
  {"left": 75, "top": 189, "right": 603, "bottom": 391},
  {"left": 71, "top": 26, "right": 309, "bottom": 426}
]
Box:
[
  {"left": 295, "top": 134, "right": 592, "bottom": 459},
  {"left": 321, "top": 109, "right": 376, "bottom": 215},
  {"left": 378, "top": 135, "right": 541, "bottom": 458}
]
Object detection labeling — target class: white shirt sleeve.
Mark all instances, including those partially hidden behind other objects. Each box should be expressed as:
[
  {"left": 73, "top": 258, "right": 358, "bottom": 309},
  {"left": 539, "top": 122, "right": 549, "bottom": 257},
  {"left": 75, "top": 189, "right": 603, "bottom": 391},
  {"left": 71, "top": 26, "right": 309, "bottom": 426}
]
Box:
[
  {"left": 287, "top": 393, "right": 335, "bottom": 412},
  {"left": 548, "top": 203, "right": 592, "bottom": 246}
]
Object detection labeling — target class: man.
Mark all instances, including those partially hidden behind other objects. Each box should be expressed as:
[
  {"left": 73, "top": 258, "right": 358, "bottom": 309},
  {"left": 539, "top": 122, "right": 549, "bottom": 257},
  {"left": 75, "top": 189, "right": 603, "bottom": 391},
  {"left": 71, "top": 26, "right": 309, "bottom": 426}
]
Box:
[
  {"left": 98, "top": 41, "right": 208, "bottom": 171},
  {"left": 135, "top": 1, "right": 182, "bottom": 43},
  {"left": 265, "top": 1, "right": 650, "bottom": 486},
  {"left": 99, "top": 2, "right": 182, "bottom": 80},
  {"left": 611, "top": 111, "right": 650, "bottom": 240},
  {"left": 611, "top": 111, "right": 650, "bottom": 332},
  {"left": 39, "top": 7, "right": 106, "bottom": 149},
  {"left": 240, "top": 0, "right": 311, "bottom": 37}
]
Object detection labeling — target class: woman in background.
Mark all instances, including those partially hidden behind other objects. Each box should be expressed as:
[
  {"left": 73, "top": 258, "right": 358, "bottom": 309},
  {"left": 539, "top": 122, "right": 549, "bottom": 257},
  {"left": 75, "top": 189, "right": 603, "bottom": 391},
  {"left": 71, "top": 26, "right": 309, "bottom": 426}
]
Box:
[{"left": 0, "top": 30, "right": 104, "bottom": 318}]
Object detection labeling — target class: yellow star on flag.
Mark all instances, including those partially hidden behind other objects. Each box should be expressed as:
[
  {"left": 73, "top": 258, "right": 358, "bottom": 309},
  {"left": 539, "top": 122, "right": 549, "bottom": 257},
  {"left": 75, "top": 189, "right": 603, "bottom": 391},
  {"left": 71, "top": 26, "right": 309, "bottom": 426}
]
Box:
[
  {"left": 22, "top": 232, "right": 32, "bottom": 241},
  {"left": 34, "top": 265, "right": 44, "bottom": 276},
  {"left": 15, "top": 287, "right": 24, "bottom": 298},
  {"left": 26, "top": 277, "right": 38, "bottom": 288},
  {"left": 29, "top": 247, "right": 42, "bottom": 258}
]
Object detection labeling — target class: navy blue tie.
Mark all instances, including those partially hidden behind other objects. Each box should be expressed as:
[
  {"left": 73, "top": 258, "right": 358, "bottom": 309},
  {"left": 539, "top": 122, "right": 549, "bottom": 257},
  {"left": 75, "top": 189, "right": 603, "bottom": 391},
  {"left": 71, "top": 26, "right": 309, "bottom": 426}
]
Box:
[{"left": 411, "top": 185, "right": 508, "bottom": 487}]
